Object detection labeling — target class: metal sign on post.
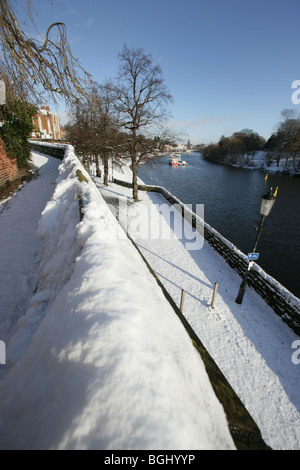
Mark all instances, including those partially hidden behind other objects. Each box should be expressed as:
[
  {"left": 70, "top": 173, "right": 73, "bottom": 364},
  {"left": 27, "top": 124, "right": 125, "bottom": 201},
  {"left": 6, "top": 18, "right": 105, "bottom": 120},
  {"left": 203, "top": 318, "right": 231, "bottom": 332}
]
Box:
[
  {"left": 248, "top": 253, "right": 259, "bottom": 261},
  {"left": 0, "top": 80, "right": 6, "bottom": 105}
]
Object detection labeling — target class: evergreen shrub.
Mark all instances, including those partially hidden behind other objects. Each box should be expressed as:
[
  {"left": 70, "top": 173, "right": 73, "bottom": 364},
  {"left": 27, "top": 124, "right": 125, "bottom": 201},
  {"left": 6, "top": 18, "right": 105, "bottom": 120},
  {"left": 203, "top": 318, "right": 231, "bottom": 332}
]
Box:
[{"left": 0, "top": 93, "right": 37, "bottom": 168}]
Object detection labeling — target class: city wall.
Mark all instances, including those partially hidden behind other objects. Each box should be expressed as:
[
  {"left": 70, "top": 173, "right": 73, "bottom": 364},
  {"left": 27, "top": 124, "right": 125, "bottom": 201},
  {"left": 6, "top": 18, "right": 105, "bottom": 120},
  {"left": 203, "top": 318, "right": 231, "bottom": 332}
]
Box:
[{"left": 29, "top": 140, "right": 67, "bottom": 160}]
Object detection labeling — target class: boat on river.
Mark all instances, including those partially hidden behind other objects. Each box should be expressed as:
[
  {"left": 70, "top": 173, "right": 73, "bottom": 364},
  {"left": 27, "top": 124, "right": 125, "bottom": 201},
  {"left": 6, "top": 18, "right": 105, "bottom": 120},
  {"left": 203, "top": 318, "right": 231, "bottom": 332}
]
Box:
[
  {"left": 169, "top": 155, "right": 179, "bottom": 166},
  {"left": 168, "top": 154, "right": 188, "bottom": 167}
]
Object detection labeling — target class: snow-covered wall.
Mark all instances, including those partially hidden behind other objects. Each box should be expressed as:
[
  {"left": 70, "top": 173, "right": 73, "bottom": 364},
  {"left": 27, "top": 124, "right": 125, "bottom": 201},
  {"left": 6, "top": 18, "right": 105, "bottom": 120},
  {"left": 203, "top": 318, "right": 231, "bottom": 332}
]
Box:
[
  {"left": 0, "top": 146, "right": 236, "bottom": 450},
  {"left": 114, "top": 177, "right": 300, "bottom": 337},
  {"left": 29, "top": 140, "right": 67, "bottom": 160}
]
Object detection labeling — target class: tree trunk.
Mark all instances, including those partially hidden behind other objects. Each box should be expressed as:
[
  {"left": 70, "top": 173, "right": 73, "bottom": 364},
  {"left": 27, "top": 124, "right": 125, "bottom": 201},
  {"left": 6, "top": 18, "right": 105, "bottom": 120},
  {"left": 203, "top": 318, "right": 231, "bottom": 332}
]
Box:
[
  {"left": 104, "top": 155, "right": 109, "bottom": 186},
  {"left": 132, "top": 157, "right": 139, "bottom": 202},
  {"left": 95, "top": 154, "right": 100, "bottom": 175},
  {"left": 131, "top": 128, "right": 139, "bottom": 202},
  {"left": 83, "top": 154, "right": 87, "bottom": 169}
]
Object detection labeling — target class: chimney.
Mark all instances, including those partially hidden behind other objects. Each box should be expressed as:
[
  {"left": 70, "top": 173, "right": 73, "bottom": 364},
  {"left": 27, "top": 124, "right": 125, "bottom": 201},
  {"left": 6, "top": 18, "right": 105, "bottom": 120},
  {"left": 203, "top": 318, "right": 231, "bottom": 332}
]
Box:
[{"left": 46, "top": 106, "right": 50, "bottom": 111}]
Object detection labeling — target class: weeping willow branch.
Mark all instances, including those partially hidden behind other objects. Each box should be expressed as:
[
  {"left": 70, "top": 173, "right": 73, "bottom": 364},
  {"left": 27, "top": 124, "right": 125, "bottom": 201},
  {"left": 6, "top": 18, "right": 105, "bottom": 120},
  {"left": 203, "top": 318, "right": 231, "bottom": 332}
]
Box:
[{"left": 0, "top": 0, "right": 92, "bottom": 106}]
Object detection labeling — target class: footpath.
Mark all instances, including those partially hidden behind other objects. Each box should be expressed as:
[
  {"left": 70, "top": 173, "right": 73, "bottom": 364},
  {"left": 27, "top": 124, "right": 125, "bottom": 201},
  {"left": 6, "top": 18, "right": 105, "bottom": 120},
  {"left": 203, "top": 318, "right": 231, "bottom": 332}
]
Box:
[
  {"left": 97, "top": 165, "right": 300, "bottom": 451},
  {"left": 0, "top": 153, "right": 60, "bottom": 349}
]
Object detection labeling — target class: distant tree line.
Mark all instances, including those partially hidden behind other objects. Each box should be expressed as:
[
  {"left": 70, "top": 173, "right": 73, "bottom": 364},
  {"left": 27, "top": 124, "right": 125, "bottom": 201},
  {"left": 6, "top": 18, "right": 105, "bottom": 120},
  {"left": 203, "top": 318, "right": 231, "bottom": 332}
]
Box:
[
  {"left": 264, "top": 109, "right": 300, "bottom": 169},
  {"left": 201, "top": 109, "right": 300, "bottom": 171},
  {"left": 202, "top": 129, "right": 265, "bottom": 166}
]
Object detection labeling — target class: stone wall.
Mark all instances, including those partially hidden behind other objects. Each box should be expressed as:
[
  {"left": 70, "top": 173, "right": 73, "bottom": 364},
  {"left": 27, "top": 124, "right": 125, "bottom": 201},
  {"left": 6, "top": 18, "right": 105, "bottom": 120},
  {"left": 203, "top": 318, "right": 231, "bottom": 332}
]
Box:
[
  {"left": 29, "top": 140, "right": 67, "bottom": 160},
  {"left": 113, "top": 177, "right": 300, "bottom": 336},
  {"left": 0, "top": 137, "right": 18, "bottom": 188}
]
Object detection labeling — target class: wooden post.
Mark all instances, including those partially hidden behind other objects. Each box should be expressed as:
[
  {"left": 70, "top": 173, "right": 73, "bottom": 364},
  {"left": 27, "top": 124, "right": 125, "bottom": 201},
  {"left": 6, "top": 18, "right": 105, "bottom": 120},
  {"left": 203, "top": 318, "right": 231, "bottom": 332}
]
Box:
[
  {"left": 211, "top": 282, "right": 218, "bottom": 309},
  {"left": 180, "top": 289, "right": 185, "bottom": 312}
]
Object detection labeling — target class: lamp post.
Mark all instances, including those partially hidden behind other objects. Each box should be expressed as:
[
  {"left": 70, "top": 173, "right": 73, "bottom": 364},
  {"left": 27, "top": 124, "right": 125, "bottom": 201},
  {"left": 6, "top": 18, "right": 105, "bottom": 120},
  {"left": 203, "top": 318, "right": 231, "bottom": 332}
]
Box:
[{"left": 235, "top": 187, "right": 278, "bottom": 305}]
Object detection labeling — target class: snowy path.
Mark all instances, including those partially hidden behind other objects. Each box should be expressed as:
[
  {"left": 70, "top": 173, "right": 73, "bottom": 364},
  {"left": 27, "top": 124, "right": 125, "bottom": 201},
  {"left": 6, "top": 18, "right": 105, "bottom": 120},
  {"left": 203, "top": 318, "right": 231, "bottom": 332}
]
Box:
[
  {"left": 0, "top": 153, "right": 60, "bottom": 349},
  {"left": 99, "top": 176, "right": 300, "bottom": 451}
]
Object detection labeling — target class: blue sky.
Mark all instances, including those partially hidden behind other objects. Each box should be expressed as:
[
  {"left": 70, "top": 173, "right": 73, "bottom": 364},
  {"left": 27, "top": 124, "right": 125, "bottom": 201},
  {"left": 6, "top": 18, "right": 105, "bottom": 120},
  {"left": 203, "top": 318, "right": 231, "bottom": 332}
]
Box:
[{"left": 29, "top": 0, "right": 300, "bottom": 144}]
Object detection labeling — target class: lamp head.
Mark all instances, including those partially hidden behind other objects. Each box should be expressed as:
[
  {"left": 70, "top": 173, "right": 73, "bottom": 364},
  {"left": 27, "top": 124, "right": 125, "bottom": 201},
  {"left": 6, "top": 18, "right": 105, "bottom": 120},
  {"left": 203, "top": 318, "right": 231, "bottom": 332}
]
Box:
[{"left": 260, "top": 187, "right": 278, "bottom": 217}]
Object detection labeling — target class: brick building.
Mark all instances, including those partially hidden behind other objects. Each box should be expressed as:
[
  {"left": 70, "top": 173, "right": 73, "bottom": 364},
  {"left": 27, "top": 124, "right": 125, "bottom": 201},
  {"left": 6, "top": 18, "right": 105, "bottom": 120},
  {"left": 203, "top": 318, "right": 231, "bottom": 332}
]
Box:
[
  {"left": 0, "top": 136, "right": 18, "bottom": 188},
  {"left": 32, "top": 105, "right": 62, "bottom": 140}
]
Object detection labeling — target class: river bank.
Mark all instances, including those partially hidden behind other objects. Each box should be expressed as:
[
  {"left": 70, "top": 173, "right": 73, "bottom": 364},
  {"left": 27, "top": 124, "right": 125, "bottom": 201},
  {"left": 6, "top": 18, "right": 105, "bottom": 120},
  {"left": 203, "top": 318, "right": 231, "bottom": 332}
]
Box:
[{"left": 197, "top": 147, "right": 300, "bottom": 176}]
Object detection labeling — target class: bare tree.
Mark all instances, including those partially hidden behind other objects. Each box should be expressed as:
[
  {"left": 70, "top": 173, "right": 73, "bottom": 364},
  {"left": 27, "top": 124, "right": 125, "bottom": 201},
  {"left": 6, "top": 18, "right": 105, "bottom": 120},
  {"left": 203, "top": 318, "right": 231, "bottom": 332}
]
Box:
[
  {"left": 112, "top": 45, "right": 173, "bottom": 201},
  {"left": 67, "top": 82, "right": 121, "bottom": 185},
  {"left": 0, "top": 0, "right": 92, "bottom": 106},
  {"left": 95, "top": 83, "right": 121, "bottom": 186}
]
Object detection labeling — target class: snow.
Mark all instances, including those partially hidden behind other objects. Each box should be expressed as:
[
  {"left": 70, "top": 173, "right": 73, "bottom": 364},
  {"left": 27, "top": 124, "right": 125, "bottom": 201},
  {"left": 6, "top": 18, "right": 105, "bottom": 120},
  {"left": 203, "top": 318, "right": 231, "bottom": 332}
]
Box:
[
  {"left": 0, "top": 147, "right": 236, "bottom": 450},
  {"left": 0, "top": 153, "right": 60, "bottom": 351},
  {"left": 224, "top": 149, "right": 300, "bottom": 175},
  {"left": 1, "top": 146, "right": 299, "bottom": 450},
  {"left": 97, "top": 159, "right": 300, "bottom": 450}
]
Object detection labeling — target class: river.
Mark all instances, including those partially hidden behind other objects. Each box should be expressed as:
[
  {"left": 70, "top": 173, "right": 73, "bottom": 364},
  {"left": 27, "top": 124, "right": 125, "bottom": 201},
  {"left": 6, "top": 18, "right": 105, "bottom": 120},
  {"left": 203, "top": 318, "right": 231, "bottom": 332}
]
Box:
[{"left": 138, "top": 152, "right": 300, "bottom": 300}]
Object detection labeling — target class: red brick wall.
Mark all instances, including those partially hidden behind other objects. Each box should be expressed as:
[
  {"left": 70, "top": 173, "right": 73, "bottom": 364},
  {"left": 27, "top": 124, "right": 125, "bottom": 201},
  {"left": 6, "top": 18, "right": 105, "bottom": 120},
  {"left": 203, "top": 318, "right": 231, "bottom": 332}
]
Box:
[{"left": 0, "top": 136, "right": 18, "bottom": 188}]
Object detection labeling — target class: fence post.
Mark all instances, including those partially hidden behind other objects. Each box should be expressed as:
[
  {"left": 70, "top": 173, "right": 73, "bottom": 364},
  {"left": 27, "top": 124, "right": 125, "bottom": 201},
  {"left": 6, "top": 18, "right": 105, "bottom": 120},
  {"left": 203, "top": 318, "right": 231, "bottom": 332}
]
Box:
[
  {"left": 211, "top": 282, "right": 218, "bottom": 309},
  {"left": 180, "top": 289, "right": 185, "bottom": 312}
]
